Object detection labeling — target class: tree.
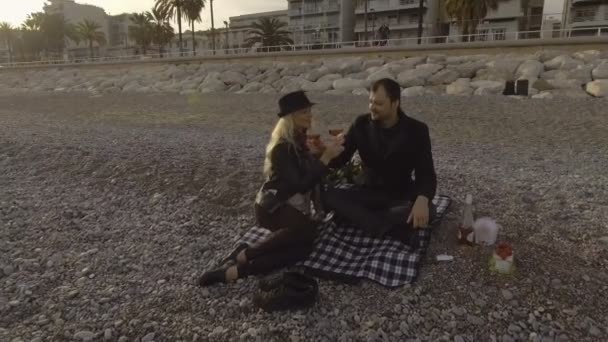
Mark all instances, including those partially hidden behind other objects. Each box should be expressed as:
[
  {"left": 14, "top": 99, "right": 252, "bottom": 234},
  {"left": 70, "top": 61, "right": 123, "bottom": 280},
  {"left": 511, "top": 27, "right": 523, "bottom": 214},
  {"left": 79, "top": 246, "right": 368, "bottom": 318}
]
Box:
[
  {"left": 183, "top": 0, "right": 205, "bottom": 56},
  {"left": 75, "top": 19, "right": 106, "bottom": 58},
  {"left": 246, "top": 17, "right": 293, "bottom": 51},
  {"left": 129, "top": 13, "right": 152, "bottom": 55},
  {"left": 146, "top": 8, "right": 175, "bottom": 57},
  {"left": 0, "top": 22, "right": 14, "bottom": 63},
  {"left": 155, "top": 0, "right": 186, "bottom": 55},
  {"left": 444, "top": 0, "right": 499, "bottom": 41}
]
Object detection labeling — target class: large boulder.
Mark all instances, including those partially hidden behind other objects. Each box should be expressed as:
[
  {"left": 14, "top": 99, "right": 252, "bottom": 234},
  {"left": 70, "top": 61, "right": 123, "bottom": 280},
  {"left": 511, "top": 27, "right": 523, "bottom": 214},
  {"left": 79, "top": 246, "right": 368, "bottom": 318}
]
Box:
[
  {"left": 396, "top": 64, "right": 443, "bottom": 87},
  {"left": 324, "top": 58, "right": 363, "bottom": 74},
  {"left": 301, "top": 80, "right": 334, "bottom": 92},
  {"left": 544, "top": 55, "right": 585, "bottom": 70},
  {"left": 592, "top": 60, "right": 608, "bottom": 79},
  {"left": 199, "top": 78, "right": 226, "bottom": 93},
  {"left": 547, "top": 79, "right": 585, "bottom": 89},
  {"left": 447, "top": 78, "right": 474, "bottom": 96},
  {"left": 220, "top": 71, "right": 247, "bottom": 86},
  {"left": 318, "top": 74, "right": 343, "bottom": 83},
  {"left": 472, "top": 80, "right": 505, "bottom": 96},
  {"left": 363, "top": 58, "right": 386, "bottom": 69},
  {"left": 237, "top": 82, "right": 264, "bottom": 94},
  {"left": 573, "top": 50, "right": 601, "bottom": 63},
  {"left": 367, "top": 69, "right": 395, "bottom": 83},
  {"left": 447, "top": 61, "right": 487, "bottom": 78},
  {"left": 333, "top": 78, "right": 368, "bottom": 91},
  {"left": 401, "top": 86, "right": 426, "bottom": 97},
  {"left": 585, "top": 80, "right": 608, "bottom": 97},
  {"left": 428, "top": 69, "right": 460, "bottom": 85},
  {"left": 352, "top": 88, "right": 370, "bottom": 96},
  {"left": 516, "top": 60, "right": 544, "bottom": 80},
  {"left": 303, "top": 66, "right": 331, "bottom": 82}
]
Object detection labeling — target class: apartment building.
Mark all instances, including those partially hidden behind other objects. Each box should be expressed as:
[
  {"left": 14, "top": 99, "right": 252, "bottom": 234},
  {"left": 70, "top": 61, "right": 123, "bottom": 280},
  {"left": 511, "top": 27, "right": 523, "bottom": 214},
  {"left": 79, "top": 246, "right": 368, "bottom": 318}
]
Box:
[
  {"left": 445, "top": 0, "right": 545, "bottom": 41},
  {"left": 287, "top": 0, "right": 341, "bottom": 45},
  {"left": 229, "top": 10, "right": 290, "bottom": 49},
  {"left": 562, "top": 0, "right": 608, "bottom": 36},
  {"left": 44, "top": 0, "right": 109, "bottom": 57}
]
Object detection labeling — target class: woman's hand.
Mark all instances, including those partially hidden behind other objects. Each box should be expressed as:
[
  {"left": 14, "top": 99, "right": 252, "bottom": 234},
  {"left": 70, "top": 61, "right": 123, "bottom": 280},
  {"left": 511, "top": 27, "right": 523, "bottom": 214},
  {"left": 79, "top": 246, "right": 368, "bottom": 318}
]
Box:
[{"left": 319, "top": 139, "right": 345, "bottom": 165}]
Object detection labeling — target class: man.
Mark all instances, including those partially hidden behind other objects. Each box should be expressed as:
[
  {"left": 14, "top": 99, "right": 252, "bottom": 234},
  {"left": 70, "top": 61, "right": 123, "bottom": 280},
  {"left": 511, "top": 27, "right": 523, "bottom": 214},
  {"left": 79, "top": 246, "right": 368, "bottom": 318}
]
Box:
[{"left": 324, "top": 78, "right": 437, "bottom": 243}]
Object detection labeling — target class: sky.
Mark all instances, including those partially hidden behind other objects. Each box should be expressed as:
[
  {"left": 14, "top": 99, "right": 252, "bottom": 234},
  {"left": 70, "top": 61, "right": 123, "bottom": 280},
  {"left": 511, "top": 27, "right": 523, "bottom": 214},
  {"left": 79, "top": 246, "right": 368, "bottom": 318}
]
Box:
[
  {"left": 0, "top": 0, "right": 565, "bottom": 29},
  {"left": 0, "top": 0, "right": 287, "bottom": 29}
]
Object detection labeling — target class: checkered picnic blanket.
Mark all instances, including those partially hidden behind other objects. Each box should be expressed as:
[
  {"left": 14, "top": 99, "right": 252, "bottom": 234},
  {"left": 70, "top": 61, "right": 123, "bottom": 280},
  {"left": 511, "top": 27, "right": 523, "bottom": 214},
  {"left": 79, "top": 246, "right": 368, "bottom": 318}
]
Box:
[{"left": 232, "top": 194, "right": 451, "bottom": 288}]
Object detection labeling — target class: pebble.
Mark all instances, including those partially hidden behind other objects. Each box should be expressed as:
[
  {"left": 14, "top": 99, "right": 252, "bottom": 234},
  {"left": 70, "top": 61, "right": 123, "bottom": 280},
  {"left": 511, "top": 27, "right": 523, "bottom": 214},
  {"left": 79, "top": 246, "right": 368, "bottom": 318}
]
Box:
[
  {"left": 104, "top": 329, "right": 113, "bottom": 340},
  {"left": 582, "top": 275, "right": 590, "bottom": 282},
  {"left": 74, "top": 331, "right": 95, "bottom": 341},
  {"left": 502, "top": 335, "right": 515, "bottom": 342},
  {"left": 589, "top": 326, "right": 602, "bottom": 336},
  {"left": 454, "top": 336, "right": 465, "bottom": 342},
  {"left": 467, "top": 315, "right": 485, "bottom": 326},
  {"left": 142, "top": 332, "right": 156, "bottom": 342},
  {"left": 551, "top": 279, "right": 562, "bottom": 288},
  {"left": 68, "top": 290, "right": 79, "bottom": 299},
  {"left": 501, "top": 289, "right": 514, "bottom": 301},
  {"left": 118, "top": 337, "right": 128, "bottom": 342},
  {"left": 201, "top": 288, "right": 210, "bottom": 297},
  {"left": 3, "top": 265, "right": 14, "bottom": 276},
  {"left": 452, "top": 307, "right": 466, "bottom": 316}
]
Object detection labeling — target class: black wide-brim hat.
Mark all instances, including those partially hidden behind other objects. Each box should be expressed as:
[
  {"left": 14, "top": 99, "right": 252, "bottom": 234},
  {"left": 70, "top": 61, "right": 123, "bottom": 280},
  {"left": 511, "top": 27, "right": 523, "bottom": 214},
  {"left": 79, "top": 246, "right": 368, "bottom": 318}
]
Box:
[{"left": 277, "top": 90, "right": 316, "bottom": 117}]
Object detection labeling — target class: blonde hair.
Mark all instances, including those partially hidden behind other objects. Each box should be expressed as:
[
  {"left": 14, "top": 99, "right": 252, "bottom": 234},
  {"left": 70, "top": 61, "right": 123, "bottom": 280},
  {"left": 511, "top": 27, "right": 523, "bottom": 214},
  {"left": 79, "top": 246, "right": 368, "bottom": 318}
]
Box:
[{"left": 263, "top": 115, "right": 298, "bottom": 178}]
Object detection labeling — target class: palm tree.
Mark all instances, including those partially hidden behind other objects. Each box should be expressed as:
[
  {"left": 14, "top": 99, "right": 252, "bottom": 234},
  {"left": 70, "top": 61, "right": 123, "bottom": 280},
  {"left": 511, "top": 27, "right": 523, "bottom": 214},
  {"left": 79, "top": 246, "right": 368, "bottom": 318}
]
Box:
[
  {"left": 0, "top": 22, "right": 14, "bottom": 63},
  {"left": 75, "top": 19, "right": 106, "bottom": 58},
  {"left": 444, "top": 0, "right": 499, "bottom": 41},
  {"left": 146, "top": 8, "right": 175, "bottom": 57},
  {"left": 155, "top": 0, "right": 186, "bottom": 55},
  {"left": 183, "top": 0, "right": 205, "bottom": 56},
  {"left": 246, "top": 17, "right": 293, "bottom": 51},
  {"left": 129, "top": 13, "right": 152, "bottom": 55}
]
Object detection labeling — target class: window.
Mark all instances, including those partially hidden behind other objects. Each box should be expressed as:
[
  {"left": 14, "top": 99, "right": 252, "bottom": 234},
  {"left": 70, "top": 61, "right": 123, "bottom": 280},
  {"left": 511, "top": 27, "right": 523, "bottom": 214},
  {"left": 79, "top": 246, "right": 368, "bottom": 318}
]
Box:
[
  {"left": 400, "top": 0, "right": 416, "bottom": 5},
  {"left": 492, "top": 28, "right": 506, "bottom": 40},
  {"left": 476, "top": 29, "right": 489, "bottom": 41},
  {"left": 573, "top": 6, "right": 598, "bottom": 22}
]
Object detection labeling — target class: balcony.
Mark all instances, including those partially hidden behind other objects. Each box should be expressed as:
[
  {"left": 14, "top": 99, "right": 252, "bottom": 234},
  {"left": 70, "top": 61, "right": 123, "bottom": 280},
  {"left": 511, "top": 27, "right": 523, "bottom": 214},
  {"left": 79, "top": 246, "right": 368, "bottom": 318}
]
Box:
[
  {"left": 289, "top": 22, "right": 340, "bottom": 32},
  {"left": 288, "top": 5, "right": 340, "bottom": 17},
  {"left": 572, "top": 0, "right": 602, "bottom": 4},
  {"left": 355, "top": 0, "right": 426, "bottom": 13}
]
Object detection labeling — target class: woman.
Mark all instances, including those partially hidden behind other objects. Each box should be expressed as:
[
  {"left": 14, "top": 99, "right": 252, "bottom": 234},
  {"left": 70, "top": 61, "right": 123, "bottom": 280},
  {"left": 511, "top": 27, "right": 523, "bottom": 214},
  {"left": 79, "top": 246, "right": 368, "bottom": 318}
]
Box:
[{"left": 199, "top": 91, "right": 344, "bottom": 286}]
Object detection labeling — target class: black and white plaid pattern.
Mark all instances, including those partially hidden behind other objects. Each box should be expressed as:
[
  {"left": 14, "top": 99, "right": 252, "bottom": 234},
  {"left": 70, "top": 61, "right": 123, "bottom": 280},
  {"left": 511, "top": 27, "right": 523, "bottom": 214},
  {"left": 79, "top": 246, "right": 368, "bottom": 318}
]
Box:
[{"left": 233, "top": 195, "right": 451, "bottom": 288}]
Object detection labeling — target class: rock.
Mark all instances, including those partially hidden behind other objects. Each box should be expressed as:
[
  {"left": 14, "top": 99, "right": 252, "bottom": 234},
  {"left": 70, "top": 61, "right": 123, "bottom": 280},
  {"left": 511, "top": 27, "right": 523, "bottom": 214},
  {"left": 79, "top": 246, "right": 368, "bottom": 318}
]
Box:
[
  {"left": 551, "top": 279, "right": 562, "bottom": 288},
  {"left": 199, "top": 78, "right": 226, "bottom": 93},
  {"left": 585, "top": 80, "right": 608, "bottom": 97},
  {"left": 517, "top": 60, "right": 544, "bottom": 79},
  {"left": 260, "top": 85, "right": 276, "bottom": 94},
  {"left": 142, "top": 332, "right": 156, "bottom": 342},
  {"left": 345, "top": 72, "right": 370, "bottom": 80},
  {"left": 303, "top": 67, "right": 330, "bottom": 82},
  {"left": 573, "top": 50, "right": 601, "bottom": 63},
  {"left": 427, "top": 54, "right": 446, "bottom": 64},
  {"left": 402, "top": 86, "right": 426, "bottom": 97},
  {"left": 486, "top": 58, "right": 523, "bottom": 75},
  {"left": 363, "top": 58, "right": 385, "bottom": 69},
  {"left": 589, "top": 326, "right": 602, "bottom": 336},
  {"left": 502, "top": 334, "right": 516, "bottom": 342},
  {"left": 227, "top": 84, "right": 242, "bottom": 92},
  {"left": 532, "top": 92, "right": 554, "bottom": 99},
  {"left": 545, "top": 55, "right": 584, "bottom": 70},
  {"left": 532, "top": 79, "right": 554, "bottom": 91},
  {"left": 220, "top": 71, "right": 247, "bottom": 86},
  {"left": 467, "top": 315, "right": 485, "bottom": 326},
  {"left": 352, "top": 88, "right": 370, "bottom": 96},
  {"left": 447, "top": 61, "right": 487, "bottom": 78},
  {"left": 104, "top": 329, "right": 113, "bottom": 340},
  {"left": 324, "top": 58, "right": 363, "bottom": 74},
  {"left": 471, "top": 80, "right": 504, "bottom": 95},
  {"left": 400, "top": 56, "right": 427, "bottom": 69},
  {"left": 3, "top": 265, "right": 14, "bottom": 276},
  {"left": 300, "top": 80, "right": 332, "bottom": 92},
  {"left": 237, "top": 82, "right": 264, "bottom": 94},
  {"left": 318, "top": 73, "right": 342, "bottom": 83},
  {"left": 397, "top": 64, "right": 443, "bottom": 87},
  {"left": 74, "top": 331, "right": 95, "bottom": 341},
  {"left": 447, "top": 79, "right": 473, "bottom": 96},
  {"left": 592, "top": 60, "right": 608, "bottom": 79},
  {"left": 428, "top": 69, "right": 460, "bottom": 85},
  {"left": 600, "top": 236, "right": 608, "bottom": 244},
  {"left": 367, "top": 69, "right": 395, "bottom": 83},
  {"left": 118, "top": 337, "right": 128, "bottom": 342},
  {"left": 454, "top": 336, "right": 465, "bottom": 342},
  {"left": 501, "top": 289, "right": 514, "bottom": 300},
  {"left": 548, "top": 79, "right": 584, "bottom": 89},
  {"left": 333, "top": 78, "right": 368, "bottom": 91}
]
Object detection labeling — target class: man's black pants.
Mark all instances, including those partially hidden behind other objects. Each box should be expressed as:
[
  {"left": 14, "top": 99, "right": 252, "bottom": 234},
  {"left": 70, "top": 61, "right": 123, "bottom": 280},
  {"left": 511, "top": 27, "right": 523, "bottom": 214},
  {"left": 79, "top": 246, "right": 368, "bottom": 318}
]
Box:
[{"left": 322, "top": 186, "right": 436, "bottom": 244}]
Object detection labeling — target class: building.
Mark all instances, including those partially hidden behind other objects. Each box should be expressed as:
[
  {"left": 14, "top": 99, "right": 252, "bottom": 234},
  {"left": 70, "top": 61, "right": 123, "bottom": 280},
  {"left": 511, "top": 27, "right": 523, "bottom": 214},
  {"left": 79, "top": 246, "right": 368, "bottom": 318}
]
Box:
[
  {"left": 446, "top": 0, "right": 545, "bottom": 42},
  {"left": 229, "top": 10, "right": 290, "bottom": 49},
  {"left": 44, "top": 0, "right": 109, "bottom": 57},
  {"left": 353, "top": 0, "right": 442, "bottom": 44},
  {"left": 562, "top": 0, "right": 608, "bottom": 36},
  {"left": 287, "top": 0, "right": 341, "bottom": 45}
]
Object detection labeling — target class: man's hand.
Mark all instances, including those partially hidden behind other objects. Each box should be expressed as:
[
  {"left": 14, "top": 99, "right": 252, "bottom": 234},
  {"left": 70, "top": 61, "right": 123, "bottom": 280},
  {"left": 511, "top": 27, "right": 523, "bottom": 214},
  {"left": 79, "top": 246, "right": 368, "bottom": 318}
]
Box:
[{"left": 407, "top": 196, "right": 429, "bottom": 229}]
